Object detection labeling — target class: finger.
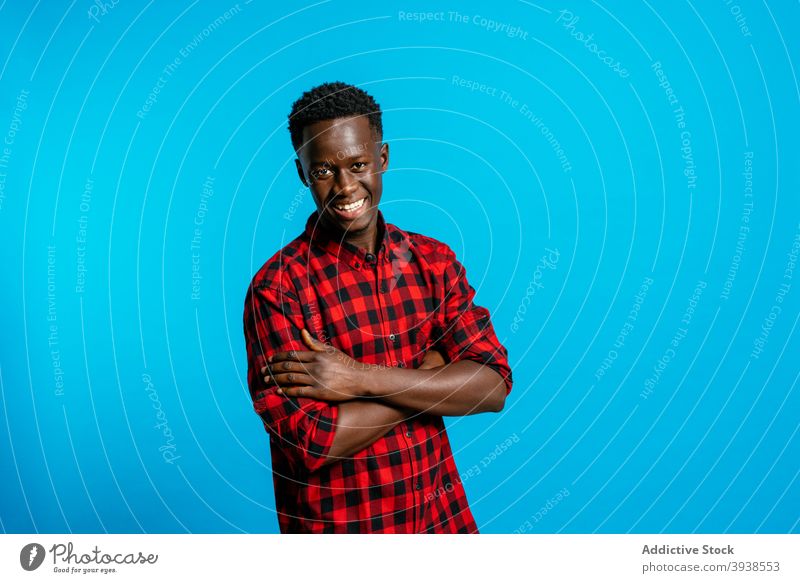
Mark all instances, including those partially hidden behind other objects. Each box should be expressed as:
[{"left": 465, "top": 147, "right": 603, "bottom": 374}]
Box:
[
  {"left": 281, "top": 386, "right": 314, "bottom": 398},
  {"left": 264, "top": 360, "right": 305, "bottom": 382},
  {"left": 269, "top": 350, "right": 316, "bottom": 365},
  {"left": 265, "top": 360, "right": 313, "bottom": 374},
  {"left": 262, "top": 359, "right": 305, "bottom": 375},
  {"left": 270, "top": 372, "right": 316, "bottom": 387},
  {"left": 301, "top": 328, "right": 327, "bottom": 353}
]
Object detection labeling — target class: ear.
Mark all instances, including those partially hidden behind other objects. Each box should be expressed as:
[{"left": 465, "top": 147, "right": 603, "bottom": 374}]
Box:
[
  {"left": 379, "top": 142, "right": 389, "bottom": 173},
  {"left": 295, "top": 158, "right": 308, "bottom": 187}
]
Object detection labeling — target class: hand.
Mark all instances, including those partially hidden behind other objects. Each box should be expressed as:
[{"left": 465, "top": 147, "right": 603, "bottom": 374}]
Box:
[
  {"left": 419, "top": 348, "right": 446, "bottom": 370},
  {"left": 262, "top": 329, "right": 367, "bottom": 402}
]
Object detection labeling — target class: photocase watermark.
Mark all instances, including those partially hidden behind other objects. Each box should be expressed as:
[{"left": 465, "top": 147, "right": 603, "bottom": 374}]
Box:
[
  {"left": 397, "top": 10, "right": 446, "bottom": 23},
  {"left": 594, "top": 276, "right": 654, "bottom": 381},
  {"left": 136, "top": 56, "right": 181, "bottom": 120},
  {"left": 516, "top": 103, "right": 573, "bottom": 172},
  {"left": 75, "top": 177, "right": 93, "bottom": 294},
  {"left": 283, "top": 185, "right": 307, "bottom": 221},
  {"left": 720, "top": 151, "right": 753, "bottom": 301},
  {"left": 496, "top": 85, "right": 573, "bottom": 173},
  {"left": 0, "top": 88, "right": 30, "bottom": 212},
  {"left": 136, "top": 4, "right": 243, "bottom": 119},
  {"left": 511, "top": 247, "right": 560, "bottom": 333},
  {"left": 47, "top": 245, "right": 65, "bottom": 397},
  {"left": 555, "top": 10, "right": 629, "bottom": 78},
  {"left": 398, "top": 10, "right": 529, "bottom": 40},
  {"left": 678, "top": 119, "right": 697, "bottom": 193},
  {"left": 190, "top": 175, "right": 214, "bottom": 301},
  {"left": 724, "top": 0, "right": 753, "bottom": 38},
  {"left": 20, "top": 543, "right": 46, "bottom": 571},
  {"left": 35, "top": 541, "right": 158, "bottom": 574},
  {"left": 513, "top": 487, "right": 571, "bottom": 533},
  {"left": 87, "top": 0, "right": 120, "bottom": 23},
  {"left": 750, "top": 223, "right": 799, "bottom": 360},
  {"left": 451, "top": 75, "right": 575, "bottom": 173},
  {"left": 652, "top": 61, "right": 697, "bottom": 194},
  {"left": 424, "top": 433, "right": 519, "bottom": 504},
  {"left": 448, "top": 11, "right": 529, "bottom": 40},
  {"left": 641, "top": 280, "right": 706, "bottom": 399},
  {"left": 451, "top": 74, "right": 500, "bottom": 98},
  {"left": 143, "top": 373, "right": 180, "bottom": 464}
]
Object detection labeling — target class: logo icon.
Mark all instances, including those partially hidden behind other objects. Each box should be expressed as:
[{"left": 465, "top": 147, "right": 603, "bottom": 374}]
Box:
[{"left": 20, "top": 543, "right": 46, "bottom": 571}]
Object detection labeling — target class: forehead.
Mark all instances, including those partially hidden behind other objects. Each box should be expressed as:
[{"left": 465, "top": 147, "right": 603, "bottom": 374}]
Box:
[{"left": 300, "top": 116, "right": 377, "bottom": 160}]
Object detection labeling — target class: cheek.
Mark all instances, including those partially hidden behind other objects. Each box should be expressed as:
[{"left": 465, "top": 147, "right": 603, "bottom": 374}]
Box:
[
  {"left": 363, "top": 176, "right": 381, "bottom": 197},
  {"left": 310, "top": 187, "right": 331, "bottom": 205}
]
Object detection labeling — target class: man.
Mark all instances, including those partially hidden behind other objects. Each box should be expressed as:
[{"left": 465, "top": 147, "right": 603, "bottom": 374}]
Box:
[{"left": 243, "top": 81, "right": 512, "bottom": 533}]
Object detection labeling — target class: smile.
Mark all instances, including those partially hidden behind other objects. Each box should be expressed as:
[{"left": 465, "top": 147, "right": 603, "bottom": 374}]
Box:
[
  {"left": 334, "top": 197, "right": 366, "bottom": 211},
  {"left": 330, "top": 196, "right": 369, "bottom": 220}
]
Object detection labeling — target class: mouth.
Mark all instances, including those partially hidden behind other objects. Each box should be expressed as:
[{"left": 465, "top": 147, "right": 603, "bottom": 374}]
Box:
[{"left": 329, "top": 195, "right": 369, "bottom": 221}]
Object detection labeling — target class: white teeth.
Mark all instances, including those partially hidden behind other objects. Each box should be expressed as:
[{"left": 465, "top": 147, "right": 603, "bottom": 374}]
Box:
[{"left": 335, "top": 197, "right": 366, "bottom": 212}]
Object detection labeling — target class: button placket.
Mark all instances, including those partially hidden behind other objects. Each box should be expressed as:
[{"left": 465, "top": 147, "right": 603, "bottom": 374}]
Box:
[
  {"left": 377, "top": 240, "right": 422, "bottom": 530},
  {"left": 375, "top": 252, "right": 397, "bottom": 365}
]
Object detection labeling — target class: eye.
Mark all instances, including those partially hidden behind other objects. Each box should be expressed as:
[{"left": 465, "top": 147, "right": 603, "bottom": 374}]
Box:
[
  {"left": 351, "top": 161, "right": 368, "bottom": 171},
  {"left": 311, "top": 167, "right": 332, "bottom": 179}
]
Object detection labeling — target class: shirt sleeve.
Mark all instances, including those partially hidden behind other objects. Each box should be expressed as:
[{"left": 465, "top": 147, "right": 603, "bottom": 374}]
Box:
[
  {"left": 433, "top": 246, "right": 513, "bottom": 395},
  {"left": 243, "top": 281, "right": 338, "bottom": 473}
]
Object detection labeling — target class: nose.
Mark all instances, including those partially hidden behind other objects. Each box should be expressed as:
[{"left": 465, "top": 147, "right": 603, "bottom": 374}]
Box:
[{"left": 334, "top": 169, "right": 359, "bottom": 198}]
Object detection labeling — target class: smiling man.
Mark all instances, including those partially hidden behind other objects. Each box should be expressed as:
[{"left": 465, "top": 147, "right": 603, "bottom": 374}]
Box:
[{"left": 243, "top": 81, "right": 512, "bottom": 533}]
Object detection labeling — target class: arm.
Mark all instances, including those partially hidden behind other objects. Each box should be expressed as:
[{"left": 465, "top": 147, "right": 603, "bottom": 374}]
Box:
[
  {"left": 266, "top": 247, "right": 512, "bottom": 417},
  {"left": 244, "top": 282, "right": 444, "bottom": 471},
  {"left": 320, "top": 401, "right": 411, "bottom": 467},
  {"left": 244, "top": 282, "right": 339, "bottom": 473},
  {"left": 271, "top": 340, "right": 505, "bottom": 416},
  {"left": 359, "top": 246, "right": 511, "bottom": 415},
  {"left": 292, "top": 333, "right": 445, "bottom": 467},
  {"left": 360, "top": 359, "right": 506, "bottom": 416}
]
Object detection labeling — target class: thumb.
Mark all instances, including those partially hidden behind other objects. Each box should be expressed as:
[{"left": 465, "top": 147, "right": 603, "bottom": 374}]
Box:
[{"left": 301, "top": 328, "right": 326, "bottom": 352}]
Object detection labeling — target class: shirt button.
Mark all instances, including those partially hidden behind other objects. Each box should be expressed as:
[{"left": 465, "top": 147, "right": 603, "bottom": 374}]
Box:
[
  {"left": 365, "top": 253, "right": 376, "bottom": 263},
  {"left": 415, "top": 480, "right": 422, "bottom": 490},
  {"left": 388, "top": 333, "right": 396, "bottom": 342},
  {"left": 380, "top": 281, "right": 388, "bottom": 293},
  {"left": 405, "top": 430, "right": 412, "bottom": 438}
]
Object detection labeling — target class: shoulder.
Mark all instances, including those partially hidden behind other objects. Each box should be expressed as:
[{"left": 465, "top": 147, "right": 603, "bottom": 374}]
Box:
[
  {"left": 390, "top": 223, "right": 473, "bottom": 286},
  {"left": 246, "top": 231, "right": 309, "bottom": 299},
  {"left": 391, "top": 223, "right": 458, "bottom": 268}
]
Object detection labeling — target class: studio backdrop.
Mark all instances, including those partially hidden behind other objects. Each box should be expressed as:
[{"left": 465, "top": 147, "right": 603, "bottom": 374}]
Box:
[{"left": 0, "top": 1, "right": 798, "bottom": 533}]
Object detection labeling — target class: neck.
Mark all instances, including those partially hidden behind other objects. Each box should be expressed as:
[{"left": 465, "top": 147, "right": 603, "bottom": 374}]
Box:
[{"left": 321, "top": 212, "right": 379, "bottom": 254}]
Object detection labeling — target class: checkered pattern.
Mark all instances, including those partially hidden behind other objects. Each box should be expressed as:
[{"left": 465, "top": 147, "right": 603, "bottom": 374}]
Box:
[{"left": 243, "top": 210, "right": 512, "bottom": 533}]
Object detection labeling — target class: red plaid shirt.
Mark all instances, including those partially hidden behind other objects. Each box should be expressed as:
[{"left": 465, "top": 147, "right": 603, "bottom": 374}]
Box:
[{"left": 243, "top": 210, "right": 512, "bottom": 533}]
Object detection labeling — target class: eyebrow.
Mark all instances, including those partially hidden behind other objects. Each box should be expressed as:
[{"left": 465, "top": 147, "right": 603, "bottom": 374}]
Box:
[{"left": 309, "top": 154, "right": 368, "bottom": 166}]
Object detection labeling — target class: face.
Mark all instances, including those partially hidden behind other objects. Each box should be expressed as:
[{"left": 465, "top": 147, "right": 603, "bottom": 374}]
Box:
[{"left": 295, "top": 116, "right": 388, "bottom": 242}]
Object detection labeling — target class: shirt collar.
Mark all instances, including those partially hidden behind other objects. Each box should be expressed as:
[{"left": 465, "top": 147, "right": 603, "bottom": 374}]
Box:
[{"left": 304, "top": 208, "right": 396, "bottom": 269}]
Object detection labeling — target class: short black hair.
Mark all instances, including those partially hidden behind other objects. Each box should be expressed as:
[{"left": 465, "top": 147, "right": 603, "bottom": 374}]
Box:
[{"left": 288, "top": 81, "right": 382, "bottom": 151}]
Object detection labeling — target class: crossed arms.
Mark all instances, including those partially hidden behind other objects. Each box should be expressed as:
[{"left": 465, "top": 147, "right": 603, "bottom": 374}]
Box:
[
  {"left": 243, "top": 255, "right": 512, "bottom": 472},
  {"left": 260, "top": 328, "right": 507, "bottom": 467}
]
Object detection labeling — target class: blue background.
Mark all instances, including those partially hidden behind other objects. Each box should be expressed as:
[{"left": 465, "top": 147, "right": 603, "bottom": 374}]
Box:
[{"left": 1, "top": 0, "right": 798, "bottom": 533}]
